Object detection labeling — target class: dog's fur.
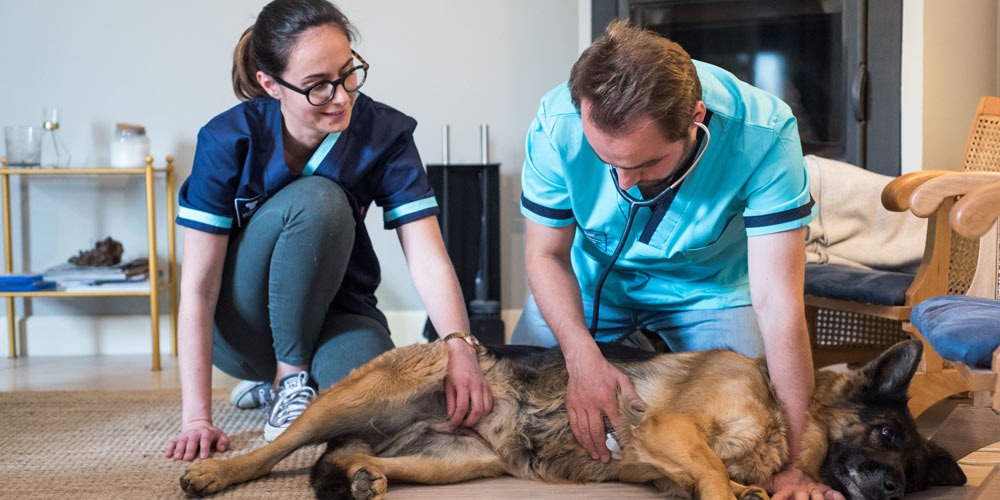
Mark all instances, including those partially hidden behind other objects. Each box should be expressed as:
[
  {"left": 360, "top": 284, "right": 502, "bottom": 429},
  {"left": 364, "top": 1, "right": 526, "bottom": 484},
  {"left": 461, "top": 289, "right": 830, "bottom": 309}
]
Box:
[{"left": 180, "top": 339, "right": 966, "bottom": 499}]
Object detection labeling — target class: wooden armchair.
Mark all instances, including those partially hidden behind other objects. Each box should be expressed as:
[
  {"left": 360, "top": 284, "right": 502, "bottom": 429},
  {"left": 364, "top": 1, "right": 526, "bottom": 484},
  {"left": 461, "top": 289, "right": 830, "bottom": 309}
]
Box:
[
  {"left": 805, "top": 97, "right": 1000, "bottom": 395},
  {"left": 905, "top": 173, "right": 1000, "bottom": 463}
]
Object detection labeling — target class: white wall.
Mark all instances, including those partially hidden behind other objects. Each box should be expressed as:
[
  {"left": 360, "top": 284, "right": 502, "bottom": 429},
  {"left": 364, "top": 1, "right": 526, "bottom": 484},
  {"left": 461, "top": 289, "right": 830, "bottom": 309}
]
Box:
[
  {"left": 900, "top": 0, "right": 925, "bottom": 173},
  {"left": 0, "top": 0, "right": 579, "bottom": 355},
  {"left": 922, "top": 0, "right": 999, "bottom": 170}
]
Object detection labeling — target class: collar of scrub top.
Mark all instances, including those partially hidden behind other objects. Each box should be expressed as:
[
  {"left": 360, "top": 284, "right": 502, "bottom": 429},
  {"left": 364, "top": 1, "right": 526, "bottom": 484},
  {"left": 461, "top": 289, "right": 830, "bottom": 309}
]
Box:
[{"left": 609, "top": 119, "right": 711, "bottom": 244}]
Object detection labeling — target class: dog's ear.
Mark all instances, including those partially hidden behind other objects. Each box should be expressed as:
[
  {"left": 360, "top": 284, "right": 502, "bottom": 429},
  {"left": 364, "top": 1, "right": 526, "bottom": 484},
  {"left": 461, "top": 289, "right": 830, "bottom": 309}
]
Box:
[
  {"left": 857, "top": 340, "right": 922, "bottom": 397},
  {"left": 925, "top": 441, "right": 967, "bottom": 486}
]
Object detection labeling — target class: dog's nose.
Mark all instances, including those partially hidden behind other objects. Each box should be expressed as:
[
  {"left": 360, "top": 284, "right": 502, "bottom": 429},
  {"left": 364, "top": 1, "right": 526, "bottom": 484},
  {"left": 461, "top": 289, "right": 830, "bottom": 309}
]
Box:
[{"left": 883, "top": 479, "right": 901, "bottom": 499}]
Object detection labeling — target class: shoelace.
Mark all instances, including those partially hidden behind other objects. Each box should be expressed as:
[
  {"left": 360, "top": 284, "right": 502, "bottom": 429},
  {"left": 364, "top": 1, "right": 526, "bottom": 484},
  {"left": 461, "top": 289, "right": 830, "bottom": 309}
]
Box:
[
  {"left": 255, "top": 386, "right": 275, "bottom": 414},
  {"left": 269, "top": 384, "right": 317, "bottom": 426}
]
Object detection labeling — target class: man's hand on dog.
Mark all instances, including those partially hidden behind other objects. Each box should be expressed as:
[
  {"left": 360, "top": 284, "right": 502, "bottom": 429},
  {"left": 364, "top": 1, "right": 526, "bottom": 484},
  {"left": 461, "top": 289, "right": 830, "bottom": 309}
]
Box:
[
  {"left": 444, "top": 337, "right": 493, "bottom": 427},
  {"left": 165, "top": 419, "right": 229, "bottom": 461},
  {"left": 765, "top": 464, "right": 845, "bottom": 500},
  {"left": 565, "top": 346, "right": 646, "bottom": 462}
]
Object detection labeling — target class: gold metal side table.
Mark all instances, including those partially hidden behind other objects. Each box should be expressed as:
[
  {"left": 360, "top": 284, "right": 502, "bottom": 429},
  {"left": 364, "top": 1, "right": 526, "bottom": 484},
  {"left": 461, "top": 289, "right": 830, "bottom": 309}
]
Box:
[{"left": 0, "top": 156, "right": 178, "bottom": 371}]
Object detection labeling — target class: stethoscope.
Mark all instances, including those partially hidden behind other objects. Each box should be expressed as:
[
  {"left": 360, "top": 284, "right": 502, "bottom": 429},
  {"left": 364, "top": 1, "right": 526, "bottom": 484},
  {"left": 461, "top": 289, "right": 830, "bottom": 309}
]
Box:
[{"left": 588, "top": 121, "right": 711, "bottom": 336}]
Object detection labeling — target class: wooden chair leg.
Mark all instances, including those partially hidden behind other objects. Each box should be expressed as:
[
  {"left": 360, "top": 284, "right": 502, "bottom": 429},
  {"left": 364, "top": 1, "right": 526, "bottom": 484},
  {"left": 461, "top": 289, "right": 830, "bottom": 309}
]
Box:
[
  {"left": 903, "top": 324, "right": 969, "bottom": 417},
  {"left": 904, "top": 324, "right": 946, "bottom": 374},
  {"left": 908, "top": 370, "right": 969, "bottom": 417}
]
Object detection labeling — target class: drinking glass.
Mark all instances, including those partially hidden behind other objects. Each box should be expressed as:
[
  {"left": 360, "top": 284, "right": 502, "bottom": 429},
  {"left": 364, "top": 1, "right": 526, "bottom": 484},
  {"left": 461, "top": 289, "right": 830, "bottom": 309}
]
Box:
[{"left": 4, "top": 125, "right": 43, "bottom": 168}]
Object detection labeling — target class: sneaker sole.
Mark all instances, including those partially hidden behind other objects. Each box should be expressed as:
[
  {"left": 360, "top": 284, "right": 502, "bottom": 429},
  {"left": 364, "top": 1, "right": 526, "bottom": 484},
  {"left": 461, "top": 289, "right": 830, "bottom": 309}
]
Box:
[{"left": 263, "top": 422, "right": 287, "bottom": 442}]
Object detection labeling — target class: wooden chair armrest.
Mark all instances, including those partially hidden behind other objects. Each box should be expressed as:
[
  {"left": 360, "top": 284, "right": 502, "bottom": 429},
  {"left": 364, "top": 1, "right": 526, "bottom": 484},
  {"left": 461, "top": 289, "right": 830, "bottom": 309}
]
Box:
[
  {"left": 908, "top": 172, "right": 1000, "bottom": 217},
  {"left": 881, "top": 170, "right": 953, "bottom": 211},
  {"left": 951, "top": 180, "right": 1000, "bottom": 239}
]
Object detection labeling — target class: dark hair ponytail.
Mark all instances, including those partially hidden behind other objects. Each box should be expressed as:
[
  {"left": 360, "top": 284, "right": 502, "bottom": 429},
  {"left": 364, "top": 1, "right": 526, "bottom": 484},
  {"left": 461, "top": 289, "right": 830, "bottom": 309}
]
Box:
[
  {"left": 231, "top": 0, "right": 357, "bottom": 101},
  {"left": 232, "top": 27, "right": 263, "bottom": 100}
]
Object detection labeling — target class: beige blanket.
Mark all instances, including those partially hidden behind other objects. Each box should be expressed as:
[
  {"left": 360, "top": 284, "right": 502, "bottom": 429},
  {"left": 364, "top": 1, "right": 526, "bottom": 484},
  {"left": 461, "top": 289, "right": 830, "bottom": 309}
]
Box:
[{"left": 803, "top": 155, "right": 926, "bottom": 272}]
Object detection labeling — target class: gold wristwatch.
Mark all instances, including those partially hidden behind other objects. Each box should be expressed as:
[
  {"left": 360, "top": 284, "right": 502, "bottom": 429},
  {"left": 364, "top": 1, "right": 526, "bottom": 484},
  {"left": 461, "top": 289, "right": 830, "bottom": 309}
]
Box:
[{"left": 442, "top": 331, "right": 481, "bottom": 350}]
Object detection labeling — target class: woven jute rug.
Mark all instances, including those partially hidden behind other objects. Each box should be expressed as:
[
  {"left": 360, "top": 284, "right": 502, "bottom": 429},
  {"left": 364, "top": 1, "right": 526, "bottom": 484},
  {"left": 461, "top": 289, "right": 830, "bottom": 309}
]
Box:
[
  {"left": 0, "top": 390, "right": 324, "bottom": 499},
  {"left": 0, "top": 390, "right": 668, "bottom": 500}
]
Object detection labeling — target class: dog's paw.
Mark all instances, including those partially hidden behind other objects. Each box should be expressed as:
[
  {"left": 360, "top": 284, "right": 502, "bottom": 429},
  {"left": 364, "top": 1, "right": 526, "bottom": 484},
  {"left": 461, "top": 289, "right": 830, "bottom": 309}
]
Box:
[
  {"left": 350, "top": 467, "right": 387, "bottom": 500},
  {"left": 180, "top": 460, "right": 231, "bottom": 497},
  {"left": 737, "top": 486, "right": 769, "bottom": 500}
]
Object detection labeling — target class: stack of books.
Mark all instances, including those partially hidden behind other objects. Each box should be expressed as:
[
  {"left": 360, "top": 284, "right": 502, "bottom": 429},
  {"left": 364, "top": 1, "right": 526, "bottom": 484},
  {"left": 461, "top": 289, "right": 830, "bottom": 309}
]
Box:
[
  {"left": 42, "top": 258, "right": 150, "bottom": 291},
  {"left": 0, "top": 273, "right": 57, "bottom": 292}
]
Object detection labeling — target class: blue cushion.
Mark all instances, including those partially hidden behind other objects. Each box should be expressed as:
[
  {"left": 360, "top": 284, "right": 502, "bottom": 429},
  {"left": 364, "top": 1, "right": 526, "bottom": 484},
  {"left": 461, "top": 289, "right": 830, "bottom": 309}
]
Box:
[
  {"left": 912, "top": 296, "right": 1000, "bottom": 369},
  {"left": 804, "top": 263, "right": 914, "bottom": 306}
]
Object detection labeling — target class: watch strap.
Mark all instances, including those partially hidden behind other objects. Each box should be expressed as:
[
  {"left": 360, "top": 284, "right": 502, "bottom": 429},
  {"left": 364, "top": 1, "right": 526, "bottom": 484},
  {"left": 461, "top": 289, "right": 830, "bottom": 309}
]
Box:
[{"left": 442, "top": 331, "right": 481, "bottom": 350}]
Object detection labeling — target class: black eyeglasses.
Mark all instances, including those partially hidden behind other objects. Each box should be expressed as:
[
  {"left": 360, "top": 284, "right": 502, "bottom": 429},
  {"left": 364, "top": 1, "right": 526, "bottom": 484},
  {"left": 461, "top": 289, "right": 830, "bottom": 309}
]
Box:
[{"left": 270, "top": 50, "right": 369, "bottom": 106}]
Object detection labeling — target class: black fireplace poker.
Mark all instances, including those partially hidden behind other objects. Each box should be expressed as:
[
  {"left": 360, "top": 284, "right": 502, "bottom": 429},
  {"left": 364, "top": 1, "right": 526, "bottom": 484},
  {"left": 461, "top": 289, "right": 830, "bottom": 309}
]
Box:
[{"left": 469, "top": 124, "right": 502, "bottom": 323}]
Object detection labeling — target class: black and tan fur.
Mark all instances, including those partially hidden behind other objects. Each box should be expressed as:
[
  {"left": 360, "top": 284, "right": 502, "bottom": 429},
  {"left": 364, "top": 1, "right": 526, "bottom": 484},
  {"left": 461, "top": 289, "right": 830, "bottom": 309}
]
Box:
[{"left": 180, "top": 339, "right": 965, "bottom": 499}]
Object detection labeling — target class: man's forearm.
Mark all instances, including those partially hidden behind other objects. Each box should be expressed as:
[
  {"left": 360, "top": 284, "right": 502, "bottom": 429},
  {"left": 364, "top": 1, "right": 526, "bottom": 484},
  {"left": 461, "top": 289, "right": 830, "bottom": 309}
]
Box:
[
  {"left": 526, "top": 253, "right": 595, "bottom": 354},
  {"left": 762, "top": 325, "right": 816, "bottom": 466}
]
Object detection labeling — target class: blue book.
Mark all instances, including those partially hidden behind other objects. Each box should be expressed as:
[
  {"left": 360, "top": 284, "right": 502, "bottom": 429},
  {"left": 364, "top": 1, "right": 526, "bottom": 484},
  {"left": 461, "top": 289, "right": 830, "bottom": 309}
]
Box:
[
  {"left": 0, "top": 273, "right": 45, "bottom": 285},
  {"left": 0, "top": 277, "right": 56, "bottom": 291}
]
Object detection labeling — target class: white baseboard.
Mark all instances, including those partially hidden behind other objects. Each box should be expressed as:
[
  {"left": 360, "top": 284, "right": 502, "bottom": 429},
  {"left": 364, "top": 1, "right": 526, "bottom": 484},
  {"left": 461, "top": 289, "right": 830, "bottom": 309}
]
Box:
[{"left": 0, "top": 309, "right": 522, "bottom": 357}]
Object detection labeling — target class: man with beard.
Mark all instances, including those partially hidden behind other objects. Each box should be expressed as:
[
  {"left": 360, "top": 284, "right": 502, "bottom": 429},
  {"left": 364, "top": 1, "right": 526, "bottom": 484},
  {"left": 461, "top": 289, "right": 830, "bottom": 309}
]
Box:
[{"left": 514, "top": 20, "right": 838, "bottom": 500}]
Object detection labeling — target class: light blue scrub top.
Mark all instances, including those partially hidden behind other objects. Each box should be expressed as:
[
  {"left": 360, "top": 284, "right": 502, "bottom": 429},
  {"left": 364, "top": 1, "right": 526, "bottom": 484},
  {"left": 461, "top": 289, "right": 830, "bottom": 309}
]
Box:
[{"left": 520, "top": 60, "right": 815, "bottom": 312}]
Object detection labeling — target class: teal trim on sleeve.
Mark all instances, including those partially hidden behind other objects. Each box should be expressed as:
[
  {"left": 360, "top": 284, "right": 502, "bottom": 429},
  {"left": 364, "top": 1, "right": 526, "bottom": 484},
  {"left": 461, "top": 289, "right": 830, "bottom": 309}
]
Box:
[
  {"left": 178, "top": 206, "right": 233, "bottom": 229},
  {"left": 383, "top": 197, "right": 438, "bottom": 224},
  {"left": 302, "top": 132, "right": 341, "bottom": 176}
]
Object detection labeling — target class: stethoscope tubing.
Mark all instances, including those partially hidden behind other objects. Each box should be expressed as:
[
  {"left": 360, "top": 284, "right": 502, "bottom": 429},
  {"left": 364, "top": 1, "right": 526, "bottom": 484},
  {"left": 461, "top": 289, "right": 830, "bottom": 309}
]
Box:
[{"left": 588, "top": 122, "right": 711, "bottom": 337}]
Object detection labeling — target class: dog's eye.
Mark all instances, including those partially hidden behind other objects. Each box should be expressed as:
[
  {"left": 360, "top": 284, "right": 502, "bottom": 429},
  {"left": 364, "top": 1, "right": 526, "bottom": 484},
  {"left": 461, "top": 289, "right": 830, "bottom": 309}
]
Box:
[{"left": 878, "top": 425, "right": 897, "bottom": 444}]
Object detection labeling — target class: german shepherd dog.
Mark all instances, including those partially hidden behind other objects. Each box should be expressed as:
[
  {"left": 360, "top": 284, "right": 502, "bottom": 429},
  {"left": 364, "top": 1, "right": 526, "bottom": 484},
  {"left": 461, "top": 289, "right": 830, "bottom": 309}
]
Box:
[{"left": 180, "top": 339, "right": 966, "bottom": 499}]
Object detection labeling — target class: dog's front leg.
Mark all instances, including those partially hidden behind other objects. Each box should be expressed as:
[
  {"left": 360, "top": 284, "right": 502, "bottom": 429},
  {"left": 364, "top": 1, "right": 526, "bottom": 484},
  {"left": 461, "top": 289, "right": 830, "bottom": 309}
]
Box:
[
  {"left": 181, "top": 343, "right": 453, "bottom": 496},
  {"left": 180, "top": 402, "right": 332, "bottom": 496},
  {"left": 632, "top": 412, "right": 767, "bottom": 499}
]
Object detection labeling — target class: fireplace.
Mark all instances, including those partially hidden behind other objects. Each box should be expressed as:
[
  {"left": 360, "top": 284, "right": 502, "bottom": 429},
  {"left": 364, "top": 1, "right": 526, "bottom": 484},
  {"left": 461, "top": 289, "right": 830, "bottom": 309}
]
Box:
[{"left": 591, "top": 0, "right": 902, "bottom": 175}]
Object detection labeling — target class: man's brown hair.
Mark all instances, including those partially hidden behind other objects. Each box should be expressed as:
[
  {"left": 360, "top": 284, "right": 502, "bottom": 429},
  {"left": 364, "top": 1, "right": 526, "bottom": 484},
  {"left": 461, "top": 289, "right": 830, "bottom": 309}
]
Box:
[{"left": 569, "top": 20, "right": 701, "bottom": 141}]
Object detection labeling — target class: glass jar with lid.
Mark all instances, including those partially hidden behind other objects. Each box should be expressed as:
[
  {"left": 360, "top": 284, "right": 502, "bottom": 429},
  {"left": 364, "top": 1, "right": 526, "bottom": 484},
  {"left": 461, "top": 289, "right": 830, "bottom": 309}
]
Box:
[{"left": 109, "top": 123, "right": 150, "bottom": 168}]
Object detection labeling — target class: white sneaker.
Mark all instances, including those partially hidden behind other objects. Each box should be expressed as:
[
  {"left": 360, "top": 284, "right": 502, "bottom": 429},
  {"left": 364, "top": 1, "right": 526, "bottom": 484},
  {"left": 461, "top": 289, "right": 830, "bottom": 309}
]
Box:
[
  {"left": 230, "top": 380, "right": 275, "bottom": 410},
  {"left": 263, "top": 371, "right": 317, "bottom": 442}
]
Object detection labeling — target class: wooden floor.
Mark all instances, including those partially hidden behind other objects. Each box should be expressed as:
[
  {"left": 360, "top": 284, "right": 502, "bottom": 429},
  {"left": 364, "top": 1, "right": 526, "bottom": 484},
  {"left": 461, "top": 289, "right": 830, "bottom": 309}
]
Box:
[
  {"left": 2, "top": 354, "right": 997, "bottom": 498},
  {"left": 0, "top": 353, "right": 237, "bottom": 392}
]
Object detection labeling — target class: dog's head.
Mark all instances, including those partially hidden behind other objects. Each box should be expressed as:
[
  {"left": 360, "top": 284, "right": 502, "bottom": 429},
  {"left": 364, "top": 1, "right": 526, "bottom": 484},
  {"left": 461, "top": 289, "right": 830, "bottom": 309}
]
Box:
[{"left": 819, "top": 340, "right": 966, "bottom": 499}]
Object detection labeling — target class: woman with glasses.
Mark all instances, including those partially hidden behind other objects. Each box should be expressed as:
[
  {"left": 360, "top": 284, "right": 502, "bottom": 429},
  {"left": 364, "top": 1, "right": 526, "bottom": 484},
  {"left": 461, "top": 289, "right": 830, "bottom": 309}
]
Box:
[{"left": 165, "top": 0, "right": 491, "bottom": 461}]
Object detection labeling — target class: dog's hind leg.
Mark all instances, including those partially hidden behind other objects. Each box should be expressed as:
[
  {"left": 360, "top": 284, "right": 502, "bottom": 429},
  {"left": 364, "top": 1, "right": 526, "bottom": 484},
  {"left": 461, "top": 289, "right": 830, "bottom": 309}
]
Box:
[
  {"left": 632, "top": 412, "right": 749, "bottom": 499},
  {"left": 311, "top": 439, "right": 386, "bottom": 500},
  {"left": 181, "top": 343, "right": 453, "bottom": 496},
  {"left": 312, "top": 433, "right": 507, "bottom": 500}
]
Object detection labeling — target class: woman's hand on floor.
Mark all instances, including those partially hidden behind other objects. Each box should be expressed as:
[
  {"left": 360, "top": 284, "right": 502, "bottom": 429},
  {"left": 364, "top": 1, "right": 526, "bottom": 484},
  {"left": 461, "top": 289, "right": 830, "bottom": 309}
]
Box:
[{"left": 165, "top": 419, "right": 230, "bottom": 461}]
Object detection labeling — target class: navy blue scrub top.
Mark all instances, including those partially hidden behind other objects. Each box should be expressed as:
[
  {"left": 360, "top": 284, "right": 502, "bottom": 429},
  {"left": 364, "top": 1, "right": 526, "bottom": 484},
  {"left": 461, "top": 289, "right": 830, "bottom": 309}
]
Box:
[{"left": 177, "top": 94, "right": 439, "bottom": 328}]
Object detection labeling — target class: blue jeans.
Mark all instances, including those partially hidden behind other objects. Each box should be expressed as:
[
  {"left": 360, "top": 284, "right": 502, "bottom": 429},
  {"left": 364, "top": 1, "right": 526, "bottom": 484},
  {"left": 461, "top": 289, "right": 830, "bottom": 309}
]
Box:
[
  {"left": 211, "top": 176, "right": 394, "bottom": 389},
  {"left": 511, "top": 292, "right": 765, "bottom": 357}
]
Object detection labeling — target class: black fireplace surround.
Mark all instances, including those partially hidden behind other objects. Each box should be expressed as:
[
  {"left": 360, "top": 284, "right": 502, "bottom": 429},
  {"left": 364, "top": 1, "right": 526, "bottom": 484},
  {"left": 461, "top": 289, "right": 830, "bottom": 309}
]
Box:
[{"left": 591, "top": 0, "right": 903, "bottom": 175}]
